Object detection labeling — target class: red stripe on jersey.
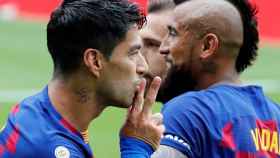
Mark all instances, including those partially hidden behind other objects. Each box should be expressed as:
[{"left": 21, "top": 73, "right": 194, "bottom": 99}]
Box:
[
  {"left": 236, "top": 151, "right": 278, "bottom": 158},
  {"left": 256, "top": 119, "right": 278, "bottom": 131},
  {"left": 0, "top": 144, "right": 5, "bottom": 156},
  {"left": 220, "top": 122, "right": 236, "bottom": 150},
  {"left": 236, "top": 151, "right": 257, "bottom": 158},
  {"left": 11, "top": 104, "right": 20, "bottom": 115},
  {"left": 5, "top": 126, "right": 20, "bottom": 153},
  {"left": 60, "top": 119, "right": 79, "bottom": 135}
]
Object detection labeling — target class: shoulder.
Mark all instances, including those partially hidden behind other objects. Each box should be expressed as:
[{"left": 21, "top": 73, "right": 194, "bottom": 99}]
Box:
[
  {"left": 13, "top": 89, "right": 48, "bottom": 120},
  {"left": 161, "top": 85, "right": 248, "bottom": 117},
  {"left": 45, "top": 136, "right": 87, "bottom": 158},
  {"left": 22, "top": 135, "right": 90, "bottom": 158},
  {"left": 161, "top": 88, "right": 219, "bottom": 116}
]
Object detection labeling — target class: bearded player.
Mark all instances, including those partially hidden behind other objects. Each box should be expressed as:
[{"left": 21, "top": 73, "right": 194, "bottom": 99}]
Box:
[{"left": 152, "top": 0, "right": 280, "bottom": 158}]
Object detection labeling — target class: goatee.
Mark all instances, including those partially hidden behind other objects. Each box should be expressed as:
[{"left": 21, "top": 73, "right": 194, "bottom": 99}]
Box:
[{"left": 157, "top": 65, "right": 197, "bottom": 103}]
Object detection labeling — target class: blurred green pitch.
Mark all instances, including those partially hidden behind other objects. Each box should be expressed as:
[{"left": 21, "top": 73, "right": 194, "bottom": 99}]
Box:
[{"left": 0, "top": 20, "right": 279, "bottom": 158}]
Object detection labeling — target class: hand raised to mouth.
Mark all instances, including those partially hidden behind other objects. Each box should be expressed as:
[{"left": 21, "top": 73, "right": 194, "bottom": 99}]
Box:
[{"left": 120, "top": 76, "right": 165, "bottom": 150}]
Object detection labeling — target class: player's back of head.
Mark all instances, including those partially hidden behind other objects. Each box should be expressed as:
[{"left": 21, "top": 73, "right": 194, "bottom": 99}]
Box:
[{"left": 226, "top": 0, "right": 259, "bottom": 73}]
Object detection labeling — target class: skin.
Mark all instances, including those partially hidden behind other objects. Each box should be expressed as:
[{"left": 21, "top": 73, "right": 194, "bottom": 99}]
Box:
[
  {"left": 141, "top": 10, "right": 180, "bottom": 102},
  {"left": 120, "top": 77, "right": 165, "bottom": 149},
  {"left": 160, "top": 0, "right": 244, "bottom": 92},
  {"left": 153, "top": 0, "right": 245, "bottom": 157},
  {"left": 48, "top": 26, "right": 164, "bottom": 148},
  {"left": 96, "top": 27, "right": 148, "bottom": 108},
  {"left": 140, "top": 10, "right": 173, "bottom": 80}
]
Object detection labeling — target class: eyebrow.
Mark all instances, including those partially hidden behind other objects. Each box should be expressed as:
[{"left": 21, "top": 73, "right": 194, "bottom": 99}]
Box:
[
  {"left": 142, "top": 31, "right": 162, "bottom": 43},
  {"left": 128, "top": 44, "right": 142, "bottom": 53},
  {"left": 142, "top": 37, "right": 161, "bottom": 45}
]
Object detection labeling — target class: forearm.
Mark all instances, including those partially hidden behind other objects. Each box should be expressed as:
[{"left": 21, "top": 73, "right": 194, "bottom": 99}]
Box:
[{"left": 120, "top": 137, "right": 154, "bottom": 158}]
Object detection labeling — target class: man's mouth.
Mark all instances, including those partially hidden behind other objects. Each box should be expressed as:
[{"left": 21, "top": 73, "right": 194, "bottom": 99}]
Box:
[
  {"left": 143, "top": 72, "right": 155, "bottom": 81},
  {"left": 165, "top": 56, "right": 174, "bottom": 67}
]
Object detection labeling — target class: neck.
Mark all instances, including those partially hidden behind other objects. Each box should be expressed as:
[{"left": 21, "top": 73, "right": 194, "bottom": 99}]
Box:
[
  {"left": 48, "top": 75, "right": 106, "bottom": 132},
  {"left": 195, "top": 62, "right": 241, "bottom": 90}
]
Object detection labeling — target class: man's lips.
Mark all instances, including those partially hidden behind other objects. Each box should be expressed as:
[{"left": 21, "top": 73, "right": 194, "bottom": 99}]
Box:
[
  {"left": 144, "top": 72, "right": 155, "bottom": 81},
  {"left": 165, "top": 56, "right": 173, "bottom": 65}
]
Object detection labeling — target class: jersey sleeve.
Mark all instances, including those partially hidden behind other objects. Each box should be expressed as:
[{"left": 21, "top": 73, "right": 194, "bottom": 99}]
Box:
[
  {"left": 160, "top": 95, "right": 209, "bottom": 158},
  {"left": 120, "top": 137, "right": 154, "bottom": 158}
]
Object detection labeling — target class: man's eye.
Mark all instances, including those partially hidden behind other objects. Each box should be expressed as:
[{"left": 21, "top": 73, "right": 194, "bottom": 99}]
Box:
[
  {"left": 168, "top": 26, "right": 177, "bottom": 36},
  {"left": 129, "top": 50, "right": 139, "bottom": 56}
]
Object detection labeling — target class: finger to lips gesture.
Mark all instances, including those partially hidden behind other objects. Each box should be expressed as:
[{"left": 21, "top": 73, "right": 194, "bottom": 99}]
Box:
[{"left": 120, "top": 76, "right": 165, "bottom": 150}]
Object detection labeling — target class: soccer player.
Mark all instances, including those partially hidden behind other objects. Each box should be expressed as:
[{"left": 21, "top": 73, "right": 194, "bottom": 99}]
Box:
[
  {"left": 152, "top": 0, "right": 280, "bottom": 158},
  {"left": 140, "top": 0, "right": 175, "bottom": 81},
  {"left": 0, "top": 0, "right": 164, "bottom": 158},
  {"left": 140, "top": 0, "right": 176, "bottom": 103},
  {"left": 141, "top": 0, "right": 194, "bottom": 104}
]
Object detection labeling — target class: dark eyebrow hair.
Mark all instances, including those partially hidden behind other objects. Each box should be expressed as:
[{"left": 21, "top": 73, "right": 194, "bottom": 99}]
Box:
[
  {"left": 143, "top": 37, "right": 161, "bottom": 45},
  {"left": 128, "top": 44, "right": 142, "bottom": 53}
]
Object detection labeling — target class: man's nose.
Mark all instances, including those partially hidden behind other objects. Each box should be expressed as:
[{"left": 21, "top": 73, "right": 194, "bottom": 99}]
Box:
[
  {"left": 159, "top": 37, "right": 170, "bottom": 55},
  {"left": 136, "top": 53, "right": 149, "bottom": 76}
]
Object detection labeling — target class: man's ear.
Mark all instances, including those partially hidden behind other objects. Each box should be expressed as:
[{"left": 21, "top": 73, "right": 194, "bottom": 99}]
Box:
[
  {"left": 200, "top": 33, "right": 219, "bottom": 60},
  {"left": 83, "top": 48, "right": 104, "bottom": 78}
]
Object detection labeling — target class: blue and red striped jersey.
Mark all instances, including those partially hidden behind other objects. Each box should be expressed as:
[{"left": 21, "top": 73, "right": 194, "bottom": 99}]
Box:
[
  {"left": 0, "top": 87, "right": 93, "bottom": 158},
  {"left": 161, "top": 85, "right": 280, "bottom": 158}
]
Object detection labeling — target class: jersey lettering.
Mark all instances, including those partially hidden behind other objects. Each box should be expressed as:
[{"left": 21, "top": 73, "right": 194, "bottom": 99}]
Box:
[{"left": 251, "top": 128, "right": 280, "bottom": 154}]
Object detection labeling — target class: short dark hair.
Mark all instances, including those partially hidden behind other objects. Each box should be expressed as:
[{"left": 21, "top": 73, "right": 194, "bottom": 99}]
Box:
[
  {"left": 226, "top": 0, "right": 259, "bottom": 73},
  {"left": 148, "top": 0, "right": 175, "bottom": 13},
  {"left": 47, "top": 0, "right": 145, "bottom": 74}
]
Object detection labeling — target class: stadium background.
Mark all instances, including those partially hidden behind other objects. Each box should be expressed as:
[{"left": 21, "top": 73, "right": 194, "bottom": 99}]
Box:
[{"left": 0, "top": 0, "right": 279, "bottom": 157}]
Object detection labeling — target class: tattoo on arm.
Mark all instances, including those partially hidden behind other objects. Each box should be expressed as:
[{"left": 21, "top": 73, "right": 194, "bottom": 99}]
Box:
[{"left": 152, "top": 145, "right": 188, "bottom": 158}]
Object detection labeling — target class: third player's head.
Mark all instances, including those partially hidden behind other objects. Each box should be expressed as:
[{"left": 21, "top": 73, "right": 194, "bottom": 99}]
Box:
[
  {"left": 159, "top": 0, "right": 259, "bottom": 99},
  {"left": 47, "top": 0, "right": 147, "bottom": 108},
  {"left": 140, "top": 0, "right": 177, "bottom": 102},
  {"left": 140, "top": 0, "right": 175, "bottom": 84}
]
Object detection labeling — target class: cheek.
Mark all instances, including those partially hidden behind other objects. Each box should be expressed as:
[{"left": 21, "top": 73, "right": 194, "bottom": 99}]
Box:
[
  {"left": 111, "top": 60, "right": 136, "bottom": 78},
  {"left": 146, "top": 48, "right": 163, "bottom": 64},
  {"left": 151, "top": 55, "right": 167, "bottom": 71},
  {"left": 171, "top": 43, "right": 186, "bottom": 65},
  {"left": 99, "top": 70, "right": 137, "bottom": 105},
  {"left": 146, "top": 50, "right": 167, "bottom": 74}
]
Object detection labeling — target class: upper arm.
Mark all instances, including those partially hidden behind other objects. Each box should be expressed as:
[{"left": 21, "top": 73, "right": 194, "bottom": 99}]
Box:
[
  {"left": 160, "top": 97, "right": 210, "bottom": 157},
  {"left": 152, "top": 145, "right": 188, "bottom": 158}
]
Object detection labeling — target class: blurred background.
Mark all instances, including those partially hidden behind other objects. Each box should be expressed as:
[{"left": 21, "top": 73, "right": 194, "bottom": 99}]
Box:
[{"left": 0, "top": 0, "right": 279, "bottom": 157}]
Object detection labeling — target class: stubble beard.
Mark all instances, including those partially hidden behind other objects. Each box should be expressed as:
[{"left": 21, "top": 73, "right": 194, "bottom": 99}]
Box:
[{"left": 157, "top": 65, "right": 197, "bottom": 103}]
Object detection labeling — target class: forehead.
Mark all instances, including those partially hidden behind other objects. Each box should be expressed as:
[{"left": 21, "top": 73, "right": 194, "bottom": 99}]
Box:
[
  {"left": 141, "top": 12, "right": 173, "bottom": 40},
  {"left": 147, "top": 12, "right": 173, "bottom": 30},
  {"left": 110, "top": 26, "right": 142, "bottom": 58},
  {"left": 173, "top": 1, "right": 195, "bottom": 27}
]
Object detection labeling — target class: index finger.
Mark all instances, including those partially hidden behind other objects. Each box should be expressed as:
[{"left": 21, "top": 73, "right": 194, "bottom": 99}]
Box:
[
  {"left": 142, "top": 76, "right": 161, "bottom": 117},
  {"left": 130, "top": 79, "right": 146, "bottom": 114}
]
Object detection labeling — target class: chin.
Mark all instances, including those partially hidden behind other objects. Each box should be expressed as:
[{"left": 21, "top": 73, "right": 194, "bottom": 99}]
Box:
[
  {"left": 112, "top": 92, "right": 135, "bottom": 109},
  {"left": 110, "top": 101, "right": 130, "bottom": 109}
]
